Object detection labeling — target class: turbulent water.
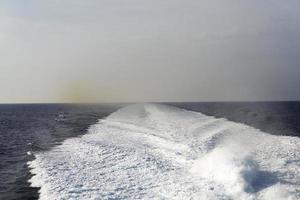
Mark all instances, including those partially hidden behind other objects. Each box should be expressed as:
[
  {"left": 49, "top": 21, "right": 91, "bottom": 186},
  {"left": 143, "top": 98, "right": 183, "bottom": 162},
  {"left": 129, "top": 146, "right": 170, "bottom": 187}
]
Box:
[
  {"left": 0, "top": 104, "right": 115, "bottom": 200},
  {"left": 27, "top": 103, "right": 300, "bottom": 200}
]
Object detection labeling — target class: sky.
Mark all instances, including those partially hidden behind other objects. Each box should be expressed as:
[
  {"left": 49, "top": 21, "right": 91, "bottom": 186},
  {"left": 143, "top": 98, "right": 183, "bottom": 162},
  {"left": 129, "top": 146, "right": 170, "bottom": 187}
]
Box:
[{"left": 0, "top": 0, "right": 300, "bottom": 103}]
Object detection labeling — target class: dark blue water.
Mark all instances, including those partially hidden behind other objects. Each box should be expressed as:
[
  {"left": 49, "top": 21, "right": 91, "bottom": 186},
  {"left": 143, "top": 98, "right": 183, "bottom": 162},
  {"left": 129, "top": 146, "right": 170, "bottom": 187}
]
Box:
[
  {"left": 0, "top": 102, "right": 299, "bottom": 200},
  {"left": 0, "top": 104, "right": 117, "bottom": 200},
  {"left": 171, "top": 102, "right": 300, "bottom": 137}
]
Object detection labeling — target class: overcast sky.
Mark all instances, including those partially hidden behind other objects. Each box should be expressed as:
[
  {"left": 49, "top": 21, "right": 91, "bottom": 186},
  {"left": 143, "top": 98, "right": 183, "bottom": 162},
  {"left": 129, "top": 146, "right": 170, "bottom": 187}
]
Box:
[{"left": 1, "top": 0, "right": 300, "bottom": 103}]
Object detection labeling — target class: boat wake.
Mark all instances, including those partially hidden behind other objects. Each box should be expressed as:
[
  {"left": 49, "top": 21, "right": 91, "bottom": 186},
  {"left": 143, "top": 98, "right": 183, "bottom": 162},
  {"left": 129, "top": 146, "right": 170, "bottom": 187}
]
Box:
[{"left": 28, "top": 104, "right": 300, "bottom": 199}]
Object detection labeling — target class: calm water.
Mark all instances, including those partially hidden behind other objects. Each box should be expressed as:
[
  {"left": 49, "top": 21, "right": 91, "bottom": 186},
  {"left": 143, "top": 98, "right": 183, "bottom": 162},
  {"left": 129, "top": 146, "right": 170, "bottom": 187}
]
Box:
[{"left": 0, "top": 102, "right": 299, "bottom": 200}]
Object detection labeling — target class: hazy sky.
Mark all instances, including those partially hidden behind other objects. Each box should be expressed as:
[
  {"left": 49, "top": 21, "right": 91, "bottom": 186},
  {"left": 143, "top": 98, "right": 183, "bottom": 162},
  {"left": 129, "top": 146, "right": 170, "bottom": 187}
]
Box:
[{"left": 1, "top": 0, "right": 300, "bottom": 103}]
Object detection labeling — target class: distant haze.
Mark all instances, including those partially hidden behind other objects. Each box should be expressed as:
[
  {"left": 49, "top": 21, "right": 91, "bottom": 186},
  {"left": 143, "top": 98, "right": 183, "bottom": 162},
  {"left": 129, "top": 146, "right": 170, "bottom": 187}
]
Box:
[{"left": 1, "top": 0, "right": 300, "bottom": 103}]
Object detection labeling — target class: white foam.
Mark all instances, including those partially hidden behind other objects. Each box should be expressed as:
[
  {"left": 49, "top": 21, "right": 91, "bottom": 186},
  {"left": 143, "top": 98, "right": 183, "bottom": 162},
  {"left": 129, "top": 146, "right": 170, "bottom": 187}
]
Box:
[{"left": 28, "top": 103, "right": 300, "bottom": 200}]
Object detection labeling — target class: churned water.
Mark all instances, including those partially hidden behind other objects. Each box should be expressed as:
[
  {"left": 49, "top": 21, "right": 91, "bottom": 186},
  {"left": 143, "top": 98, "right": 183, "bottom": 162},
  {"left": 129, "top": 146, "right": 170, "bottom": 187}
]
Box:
[{"left": 1, "top": 102, "right": 299, "bottom": 199}]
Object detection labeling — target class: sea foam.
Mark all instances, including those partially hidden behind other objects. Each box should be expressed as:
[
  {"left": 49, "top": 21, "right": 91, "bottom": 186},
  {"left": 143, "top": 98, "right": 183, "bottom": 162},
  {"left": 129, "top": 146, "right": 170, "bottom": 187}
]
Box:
[{"left": 28, "top": 104, "right": 300, "bottom": 200}]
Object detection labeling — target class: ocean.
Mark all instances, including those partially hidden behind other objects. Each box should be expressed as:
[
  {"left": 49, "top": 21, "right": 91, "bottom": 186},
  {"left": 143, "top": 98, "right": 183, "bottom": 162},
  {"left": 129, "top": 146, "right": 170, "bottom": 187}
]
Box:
[{"left": 0, "top": 102, "right": 299, "bottom": 200}]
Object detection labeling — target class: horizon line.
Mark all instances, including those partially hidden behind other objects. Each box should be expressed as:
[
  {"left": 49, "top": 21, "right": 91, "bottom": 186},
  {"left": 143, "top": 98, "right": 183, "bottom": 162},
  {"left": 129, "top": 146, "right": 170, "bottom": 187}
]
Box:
[{"left": 0, "top": 100, "right": 300, "bottom": 105}]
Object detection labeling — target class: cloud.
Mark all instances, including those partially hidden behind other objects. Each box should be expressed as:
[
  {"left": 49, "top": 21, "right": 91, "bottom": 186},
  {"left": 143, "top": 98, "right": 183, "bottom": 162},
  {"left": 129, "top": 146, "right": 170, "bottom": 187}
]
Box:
[{"left": 0, "top": 0, "right": 300, "bottom": 102}]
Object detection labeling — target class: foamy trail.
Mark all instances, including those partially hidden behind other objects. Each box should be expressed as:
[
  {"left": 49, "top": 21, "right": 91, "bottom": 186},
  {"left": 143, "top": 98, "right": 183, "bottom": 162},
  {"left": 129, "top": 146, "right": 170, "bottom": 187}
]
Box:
[{"left": 28, "top": 104, "right": 300, "bottom": 200}]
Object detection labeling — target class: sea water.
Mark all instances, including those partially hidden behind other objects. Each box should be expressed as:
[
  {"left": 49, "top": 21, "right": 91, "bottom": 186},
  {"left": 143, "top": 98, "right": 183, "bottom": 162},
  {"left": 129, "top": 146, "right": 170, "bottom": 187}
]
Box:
[{"left": 1, "top": 102, "right": 300, "bottom": 199}]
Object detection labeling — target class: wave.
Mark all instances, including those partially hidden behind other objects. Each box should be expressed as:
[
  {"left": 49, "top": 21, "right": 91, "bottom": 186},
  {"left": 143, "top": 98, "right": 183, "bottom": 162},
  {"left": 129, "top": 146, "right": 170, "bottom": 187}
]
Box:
[{"left": 28, "top": 103, "right": 300, "bottom": 200}]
